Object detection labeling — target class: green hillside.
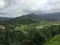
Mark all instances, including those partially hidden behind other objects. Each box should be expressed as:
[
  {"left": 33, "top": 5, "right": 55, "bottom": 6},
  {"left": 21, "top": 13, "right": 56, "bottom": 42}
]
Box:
[
  {"left": 0, "top": 24, "right": 60, "bottom": 45},
  {"left": 44, "top": 35, "right": 60, "bottom": 45},
  {"left": 6, "top": 15, "right": 41, "bottom": 25},
  {"left": 0, "top": 14, "right": 60, "bottom": 45}
]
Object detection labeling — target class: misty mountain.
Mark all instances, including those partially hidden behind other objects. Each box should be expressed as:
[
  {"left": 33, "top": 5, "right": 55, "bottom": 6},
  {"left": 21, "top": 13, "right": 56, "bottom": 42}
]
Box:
[
  {"left": 35, "top": 12, "right": 60, "bottom": 21},
  {"left": 6, "top": 14, "right": 41, "bottom": 24},
  {"left": 0, "top": 17, "right": 12, "bottom": 24},
  {"left": 0, "top": 17, "right": 12, "bottom": 21},
  {"left": 0, "top": 12, "right": 60, "bottom": 24}
]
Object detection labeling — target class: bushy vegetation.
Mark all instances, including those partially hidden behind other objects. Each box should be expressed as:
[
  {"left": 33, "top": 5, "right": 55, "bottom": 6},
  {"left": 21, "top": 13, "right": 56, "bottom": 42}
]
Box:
[
  {"left": 44, "top": 35, "right": 60, "bottom": 45},
  {"left": 0, "top": 24, "right": 60, "bottom": 45}
]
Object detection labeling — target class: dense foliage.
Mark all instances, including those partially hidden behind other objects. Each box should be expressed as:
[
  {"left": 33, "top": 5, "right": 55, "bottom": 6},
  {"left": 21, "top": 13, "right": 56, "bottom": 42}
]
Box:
[
  {"left": 0, "top": 24, "right": 60, "bottom": 45},
  {"left": 44, "top": 35, "right": 60, "bottom": 45}
]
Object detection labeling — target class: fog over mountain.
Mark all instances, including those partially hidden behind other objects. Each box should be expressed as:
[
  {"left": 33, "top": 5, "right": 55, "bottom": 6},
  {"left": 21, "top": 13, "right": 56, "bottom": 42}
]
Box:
[{"left": 0, "top": 0, "right": 60, "bottom": 17}]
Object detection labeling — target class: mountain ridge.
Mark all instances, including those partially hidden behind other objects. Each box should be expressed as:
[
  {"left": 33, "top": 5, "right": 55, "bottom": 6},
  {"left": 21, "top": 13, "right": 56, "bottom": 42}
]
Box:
[{"left": 0, "top": 12, "right": 60, "bottom": 24}]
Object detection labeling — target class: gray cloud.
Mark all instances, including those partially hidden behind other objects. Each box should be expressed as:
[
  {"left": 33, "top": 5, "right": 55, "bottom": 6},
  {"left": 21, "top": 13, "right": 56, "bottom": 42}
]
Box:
[{"left": 0, "top": 0, "right": 60, "bottom": 17}]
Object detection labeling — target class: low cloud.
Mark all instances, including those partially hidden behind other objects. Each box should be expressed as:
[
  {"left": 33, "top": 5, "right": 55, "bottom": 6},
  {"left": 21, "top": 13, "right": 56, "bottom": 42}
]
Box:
[{"left": 0, "top": 0, "right": 60, "bottom": 17}]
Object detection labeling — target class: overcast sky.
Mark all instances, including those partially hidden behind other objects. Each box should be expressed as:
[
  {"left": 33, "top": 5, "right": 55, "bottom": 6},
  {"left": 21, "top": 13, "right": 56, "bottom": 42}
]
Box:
[{"left": 0, "top": 0, "right": 60, "bottom": 17}]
